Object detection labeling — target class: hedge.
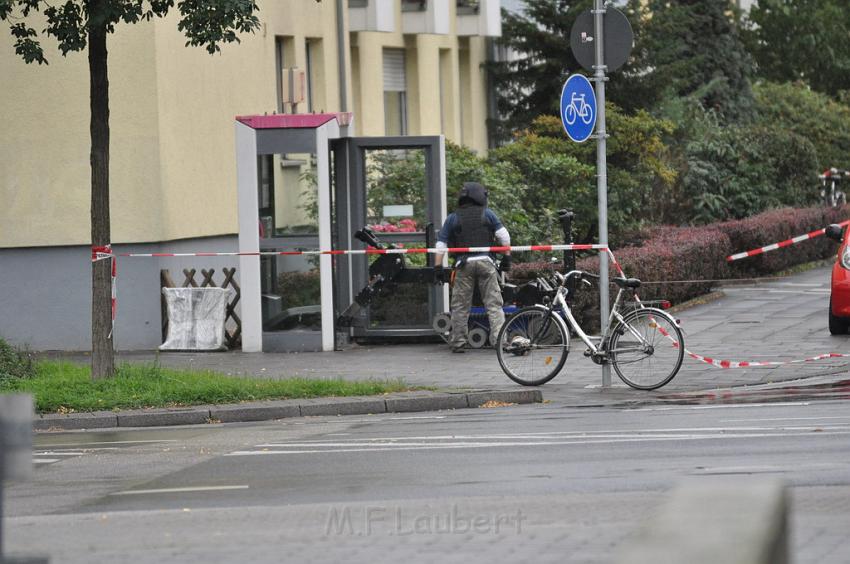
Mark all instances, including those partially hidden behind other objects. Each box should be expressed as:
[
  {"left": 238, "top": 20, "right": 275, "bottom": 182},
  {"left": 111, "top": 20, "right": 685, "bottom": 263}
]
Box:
[{"left": 511, "top": 205, "right": 850, "bottom": 331}]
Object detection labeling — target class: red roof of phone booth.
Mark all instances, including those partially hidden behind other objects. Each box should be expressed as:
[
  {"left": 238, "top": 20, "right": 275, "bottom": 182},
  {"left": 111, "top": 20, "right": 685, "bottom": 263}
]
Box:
[{"left": 235, "top": 112, "right": 352, "bottom": 129}]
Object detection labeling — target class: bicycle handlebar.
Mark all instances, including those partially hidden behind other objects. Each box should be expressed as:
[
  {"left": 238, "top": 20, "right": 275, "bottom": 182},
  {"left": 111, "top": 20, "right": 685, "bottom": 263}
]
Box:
[{"left": 555, "top": 270, "right": 599, "bottom": 286}]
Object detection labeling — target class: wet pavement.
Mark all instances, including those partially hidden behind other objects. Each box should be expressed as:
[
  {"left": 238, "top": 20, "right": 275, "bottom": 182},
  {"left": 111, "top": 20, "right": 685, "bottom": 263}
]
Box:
[{"left": 50, "top": 265, "right": 850, "bottom": 408}]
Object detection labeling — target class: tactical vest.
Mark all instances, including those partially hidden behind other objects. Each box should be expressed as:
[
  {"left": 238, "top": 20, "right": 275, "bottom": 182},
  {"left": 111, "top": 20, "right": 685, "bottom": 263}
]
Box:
[{"left": 452, "top": 204, "right": 495, "bottom": 250}]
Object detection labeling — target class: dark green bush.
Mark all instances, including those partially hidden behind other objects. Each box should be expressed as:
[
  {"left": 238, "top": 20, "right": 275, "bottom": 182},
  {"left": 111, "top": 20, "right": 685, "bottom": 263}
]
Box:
[
  {"left": 490, "top": 106, "right": 678, "bottom": 246},
  {"left": 0, "top": 338, "right": 36, "bottom": 382},
  {"left": 678, "top": 106, "right": 821, "bottom": 224},
  {"left": 754, "top": 81, "right": 850, "bottom": 170},
  {"left": 276, "top": 270, "right": 320, "bottom": 310}
]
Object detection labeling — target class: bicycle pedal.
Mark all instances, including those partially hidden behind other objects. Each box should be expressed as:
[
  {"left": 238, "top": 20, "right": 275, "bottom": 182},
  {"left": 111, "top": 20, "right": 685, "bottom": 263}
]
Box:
[{"left": 583, "top": 348, "right": 592, "bottom": 357}]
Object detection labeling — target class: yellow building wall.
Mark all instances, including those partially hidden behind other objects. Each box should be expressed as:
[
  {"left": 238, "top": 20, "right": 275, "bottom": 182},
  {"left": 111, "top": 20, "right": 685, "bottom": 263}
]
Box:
[
  {"left": 0, "top": 16, "right": 164, "bottom": 248},
  {"left": 0, "top": 0, "right": 347, "bottom": 248},
  {"left": 350, "top": 2, "right": 490, "bottom": 154},
  {"left": 0, "top": 0, "right": 491, "bottom": 249},
  {"left": 149, "top": 0, "right": 344, "bottom": 242},
  {"left": 463, "top": 36, "right": 491, "bottom": 154}
]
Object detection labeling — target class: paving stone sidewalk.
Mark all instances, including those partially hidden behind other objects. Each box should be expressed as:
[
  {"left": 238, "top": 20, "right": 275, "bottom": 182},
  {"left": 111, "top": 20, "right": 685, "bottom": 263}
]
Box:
[{"left": 51, "top": 265, "right": 850, "bottom": 412}]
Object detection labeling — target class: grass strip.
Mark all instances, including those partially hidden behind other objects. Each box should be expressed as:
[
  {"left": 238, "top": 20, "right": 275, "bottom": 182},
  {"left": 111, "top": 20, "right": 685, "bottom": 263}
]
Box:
[{"left": 0, "top": 361, "right": 414, "bottom": 414}]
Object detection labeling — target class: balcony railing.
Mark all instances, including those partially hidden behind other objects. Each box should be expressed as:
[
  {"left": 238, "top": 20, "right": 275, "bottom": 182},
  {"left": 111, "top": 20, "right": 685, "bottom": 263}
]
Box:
[
  {"left": 401, "top": 0, "right": 449, "bottom": 34},
  {"left": 456, "top": 0, "right": 480, "bottom": 16},
  {"left": 349, "top": 0, "right": 395, "bottom": 32},
  {"left": 402, "top": 0, "right": 427, "bottom": 11},
  {"left": 456, "top": 0, "right": 500, "bottom": 36}
]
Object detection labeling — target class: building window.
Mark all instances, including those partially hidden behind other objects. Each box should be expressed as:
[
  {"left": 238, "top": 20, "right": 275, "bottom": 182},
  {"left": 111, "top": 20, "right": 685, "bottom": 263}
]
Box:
[
  {"left": 458, "top": 44, "right": 471, "bottom": 145},
  {"left": 383, "top": 49, "right": 408, "bottom": 136},
  {"left": 306, "top": 39, "right": 316, "bottom": 113},
  {"left": 275, "top": 36, "right": 298, "bottom": 113}
]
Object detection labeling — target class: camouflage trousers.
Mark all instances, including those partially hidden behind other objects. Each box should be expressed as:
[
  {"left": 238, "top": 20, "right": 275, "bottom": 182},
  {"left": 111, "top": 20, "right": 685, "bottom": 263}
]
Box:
[{"left": 450, "top": 259, "right": 504, "bottom": 348}]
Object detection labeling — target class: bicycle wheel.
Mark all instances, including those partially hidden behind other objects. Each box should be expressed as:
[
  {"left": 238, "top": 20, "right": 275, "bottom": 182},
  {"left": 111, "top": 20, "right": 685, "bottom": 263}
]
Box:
[
  {"left": 608, "top": 308, "right": 684, "bottom": 390},
  {"left": 496, "top": 306, "right": 570, "bottom": 386}
]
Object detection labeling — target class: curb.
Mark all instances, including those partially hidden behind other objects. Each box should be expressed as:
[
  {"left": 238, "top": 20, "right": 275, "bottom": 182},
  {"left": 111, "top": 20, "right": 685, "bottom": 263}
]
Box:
[{"left": 32, "top": 389, "right": 543, "bottom": 432}]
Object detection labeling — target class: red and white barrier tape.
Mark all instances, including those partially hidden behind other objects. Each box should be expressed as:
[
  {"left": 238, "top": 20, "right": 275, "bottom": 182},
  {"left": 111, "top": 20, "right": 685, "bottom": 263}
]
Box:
[
  {"left": 117, "top": 243, "right": 608, "bottom": 258},
  {"left": 91, "top": 245, "right": 117, "bottom": 338},
  {"left": 93, "top": 242, "right": 850, "bottom": 370},
  {"left": 726, "top": 220, "right": 850, "bottom": 262},
  {"left": 683, "top": 350, "right": 850, "bottom": 369},
  {"left": 608, "top": 249, "right": 850, "bottom": 369}
]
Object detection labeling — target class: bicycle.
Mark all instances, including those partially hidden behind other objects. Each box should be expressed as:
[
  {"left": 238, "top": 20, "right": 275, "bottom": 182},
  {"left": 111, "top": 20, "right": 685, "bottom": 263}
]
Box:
[
  {"left": 819, "top": 167, "right": 848, "bottom": 209},
  {"left": 495, "top": 269, "right": 685, "bottom": 390},
  {"left": 563, "top": 93, "right": 594, "bottom": 126}
]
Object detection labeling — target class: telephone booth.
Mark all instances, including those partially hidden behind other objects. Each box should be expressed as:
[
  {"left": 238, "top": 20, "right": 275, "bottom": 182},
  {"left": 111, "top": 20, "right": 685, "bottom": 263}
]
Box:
[{"left": 235, "top": 113, "right": 448, "bottom": 352}]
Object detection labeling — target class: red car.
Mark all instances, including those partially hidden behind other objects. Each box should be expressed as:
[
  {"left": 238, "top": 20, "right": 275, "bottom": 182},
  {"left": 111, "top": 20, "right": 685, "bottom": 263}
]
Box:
[{"left": 827, "top": 223, "right": 850, "bottom": 334}]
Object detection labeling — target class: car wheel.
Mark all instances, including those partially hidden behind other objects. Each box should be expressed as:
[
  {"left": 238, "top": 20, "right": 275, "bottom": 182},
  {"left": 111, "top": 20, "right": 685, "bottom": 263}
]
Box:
[{"left": 829, "top": 297, "right": 849, "bottom": 335}]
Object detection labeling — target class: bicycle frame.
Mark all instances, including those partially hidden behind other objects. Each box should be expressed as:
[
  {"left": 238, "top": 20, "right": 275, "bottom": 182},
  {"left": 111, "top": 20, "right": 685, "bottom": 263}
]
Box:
[{"left": 533, "top": 271, "right": 652, "bottom": 362}]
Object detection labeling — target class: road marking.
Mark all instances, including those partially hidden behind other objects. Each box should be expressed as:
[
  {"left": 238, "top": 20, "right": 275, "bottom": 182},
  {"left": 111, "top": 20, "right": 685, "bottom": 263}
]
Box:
[
  {"left": 255, "top": 425, "right": 850, "bottom": 445},
  {"left": 34, "top": 451, "right": 90, "bottom": 456},
  {"left": 722, "top": 415, "right": 850, "bottom": 423},
  {"left": 109, "top": 485, "right": 250, "bottom": 496},
  {"left": 628, "top": 402, "right": 812, "bottom": 411},
  {"left": 36, "top": 439, "right": 179, "bottom": 448},
  {"left": 33, "top": 458, "right": 61, "bottom": 464},
  {"left": 227, "top": 430, "right": 850, "bottom": 456}
]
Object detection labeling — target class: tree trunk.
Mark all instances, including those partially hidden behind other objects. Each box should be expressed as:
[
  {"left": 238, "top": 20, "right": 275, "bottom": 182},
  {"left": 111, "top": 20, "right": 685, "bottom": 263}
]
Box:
[{"left": 89, "top": 10, "right": 114, "bottom": 380}]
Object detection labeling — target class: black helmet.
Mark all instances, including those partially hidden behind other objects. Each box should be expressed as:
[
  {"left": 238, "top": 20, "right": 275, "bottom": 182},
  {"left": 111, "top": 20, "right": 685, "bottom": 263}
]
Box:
[{"left": 458, "top": 182, "right": 488, "bottom": 206}]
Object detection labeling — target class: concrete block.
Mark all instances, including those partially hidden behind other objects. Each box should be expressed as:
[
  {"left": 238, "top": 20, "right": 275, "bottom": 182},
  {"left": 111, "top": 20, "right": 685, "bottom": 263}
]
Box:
[
  {"left": 210, "top": 401, "right": 301, "bottom": 422},
  {"left": 466, "top": 389, "right": 543, "bottom": 407},
  {"left": 117, "top": 407, "right": 211, "bottom": 427},
  {"left": 299, "top": 397, "right": 387, "bottom": 417},
  {"left": 615, "top": 477, "right": 788, "bottom": 564},
  {"left": 33, "top": 412, "right": 118, "bottom": 431},
  {"left": 385, "top": 392, "right": 469, "bottom": 413}
]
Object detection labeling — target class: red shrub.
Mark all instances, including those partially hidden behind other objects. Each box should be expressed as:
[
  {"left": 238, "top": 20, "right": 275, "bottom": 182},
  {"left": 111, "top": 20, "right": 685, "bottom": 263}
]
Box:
[{"left": 511, "top": 205, "right": 849, "bottom": 331}]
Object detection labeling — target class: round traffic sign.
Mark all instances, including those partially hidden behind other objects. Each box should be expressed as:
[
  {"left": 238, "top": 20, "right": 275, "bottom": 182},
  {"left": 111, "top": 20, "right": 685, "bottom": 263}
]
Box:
[
  {"left": 560, "top": 74, "right": 596, "bottom": 143},
  {"left": 570, "top": 8, "right": 634, "bottom": 73}
]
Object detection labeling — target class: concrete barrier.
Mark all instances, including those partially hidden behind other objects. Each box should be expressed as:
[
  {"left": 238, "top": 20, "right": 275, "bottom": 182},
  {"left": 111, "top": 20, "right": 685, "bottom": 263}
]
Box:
[
  {"left": 615, "top": 477, "right": 788, "bottom": 564},
  {"left": 1, "top": 394, "right": 48, "bottom": 563},
  {"left": 0, "top": 394, "right": 33, "bottom": 482}
]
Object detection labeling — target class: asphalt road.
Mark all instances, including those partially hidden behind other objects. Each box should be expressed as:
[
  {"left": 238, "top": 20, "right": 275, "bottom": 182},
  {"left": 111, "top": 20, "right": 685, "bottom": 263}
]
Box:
[{"left": 6, "top": 399, "right": 850, "bottom": 563}]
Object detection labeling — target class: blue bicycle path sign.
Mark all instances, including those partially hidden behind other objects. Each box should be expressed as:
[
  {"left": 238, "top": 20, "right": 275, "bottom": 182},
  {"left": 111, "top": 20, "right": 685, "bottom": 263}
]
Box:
[{"left": 560, "top": 74, "right": 597, "bottom": 143}]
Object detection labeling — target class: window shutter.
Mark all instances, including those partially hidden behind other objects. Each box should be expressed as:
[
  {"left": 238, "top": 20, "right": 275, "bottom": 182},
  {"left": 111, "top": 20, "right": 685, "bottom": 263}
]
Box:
[{"left": 383, "top": 49, "right": 407, "bottom": 92}]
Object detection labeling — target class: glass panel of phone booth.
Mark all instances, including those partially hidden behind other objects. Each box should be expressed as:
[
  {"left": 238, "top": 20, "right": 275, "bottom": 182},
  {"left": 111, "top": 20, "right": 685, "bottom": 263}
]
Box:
[
  {"left": 334, "top": 137, "right": 445, "bottom": 338},
  {"left": 258, "top": 153, "right": 321, "bottom": 338},
  {"left": 364, "top": 148, "right": 428, "bottom": 329}
]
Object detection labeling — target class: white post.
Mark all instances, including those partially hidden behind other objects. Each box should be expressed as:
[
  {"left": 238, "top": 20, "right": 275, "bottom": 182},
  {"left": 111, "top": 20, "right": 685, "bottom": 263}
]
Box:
[
  {"left": 0, "top": 394, "right": 35, "bottom": 559},
  {"left": 593, "top": 0, "right": 611, "bottom": 388},
  {"left": 235, "top": 122, "right": 263, "bottom": 352},
  {"left": 316, "top": 126, "right": 335, "bottom": 352}
]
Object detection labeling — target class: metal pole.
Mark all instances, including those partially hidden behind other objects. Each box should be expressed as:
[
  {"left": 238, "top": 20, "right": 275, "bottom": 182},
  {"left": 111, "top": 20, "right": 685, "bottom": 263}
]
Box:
[{"left": 593, "top": 0, "right": 611, "bottom": 388}]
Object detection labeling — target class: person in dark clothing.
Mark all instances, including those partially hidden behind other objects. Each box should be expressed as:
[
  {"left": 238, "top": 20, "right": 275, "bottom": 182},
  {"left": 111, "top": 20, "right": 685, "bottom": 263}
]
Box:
[{"left": 434, "top": 182, "right": 511, "bottom": 353}]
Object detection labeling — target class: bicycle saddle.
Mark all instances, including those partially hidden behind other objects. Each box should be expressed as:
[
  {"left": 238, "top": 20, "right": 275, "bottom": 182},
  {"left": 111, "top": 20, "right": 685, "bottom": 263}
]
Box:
[{"left": 613, "top": 277, "right": 641, "bottom": 289}]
